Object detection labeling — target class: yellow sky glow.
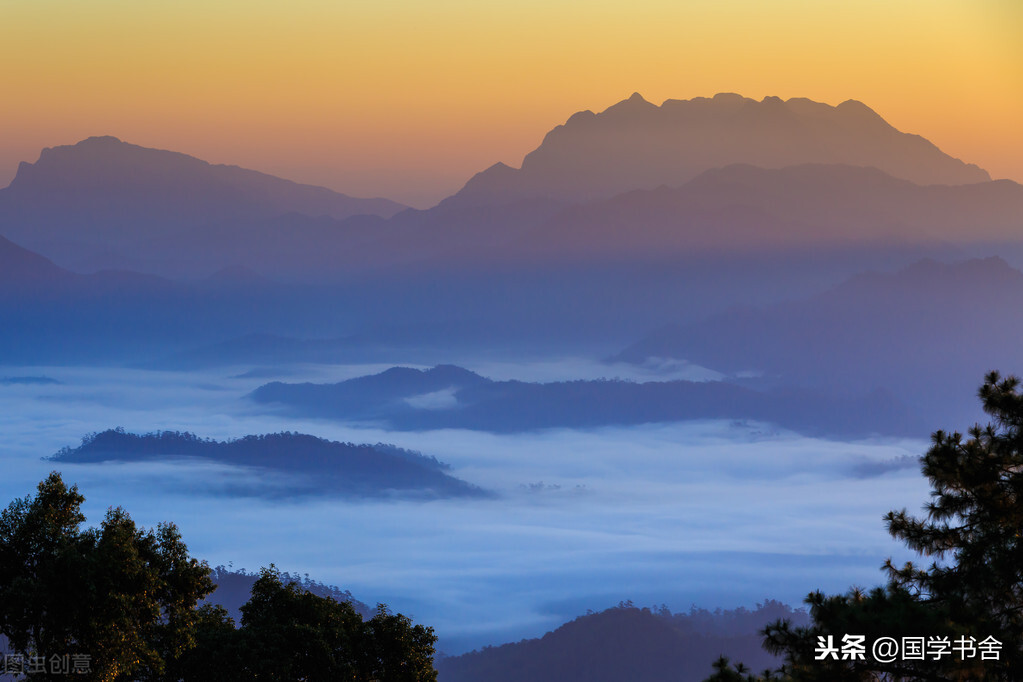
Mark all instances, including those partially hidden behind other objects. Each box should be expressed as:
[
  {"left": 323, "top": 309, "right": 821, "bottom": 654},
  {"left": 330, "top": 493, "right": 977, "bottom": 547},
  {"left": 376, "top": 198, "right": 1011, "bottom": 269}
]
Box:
[{"left": 1, "top": 0, "right": 1020, "bottom": 206}]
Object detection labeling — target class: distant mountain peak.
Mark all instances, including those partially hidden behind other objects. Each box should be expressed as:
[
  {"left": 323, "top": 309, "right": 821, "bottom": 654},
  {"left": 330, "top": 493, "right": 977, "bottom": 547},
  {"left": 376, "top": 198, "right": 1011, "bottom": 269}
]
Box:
[
  {"left": 621, "top": 91, "right": 653, "bottom": 107},
  {"left": 425, "top": 364, "right": 486, "bottom": 382},
  {"left": 601, "top": 92, "right": 659, "bottom": 119},
  {"left": 447, "top": 92, "right": 991, "bottom": 206},
  {"left": 0, "top": 137, "right": 409, "bottom": 273},
  {"left": 79, "top": 135, "right": 124, "bottom": 145}
]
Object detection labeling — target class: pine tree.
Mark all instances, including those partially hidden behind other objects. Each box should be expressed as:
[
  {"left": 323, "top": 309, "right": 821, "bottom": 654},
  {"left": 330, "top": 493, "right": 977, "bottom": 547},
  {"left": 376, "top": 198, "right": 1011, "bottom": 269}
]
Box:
[{"left": 709, "top": 371, "right": 1023, "bottom": 681}]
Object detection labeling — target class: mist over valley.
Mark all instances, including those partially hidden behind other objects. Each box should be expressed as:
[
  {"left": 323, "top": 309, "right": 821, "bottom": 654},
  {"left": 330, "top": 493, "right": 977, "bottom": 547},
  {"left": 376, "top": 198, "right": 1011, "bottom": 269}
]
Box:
[{"left": 2, "top": 91, "right": 1019, "bottom": 678}]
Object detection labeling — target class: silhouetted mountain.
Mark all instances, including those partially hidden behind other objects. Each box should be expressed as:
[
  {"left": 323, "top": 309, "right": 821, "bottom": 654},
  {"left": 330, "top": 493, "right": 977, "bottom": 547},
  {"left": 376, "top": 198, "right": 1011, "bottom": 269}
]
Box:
[
  {"left": 504, "top": 164, "right": 1023, "bottom": 262},
  {"left": 0, "top": 232, "right": 188, "bottom": 300},
  {"left": 231, "top": 163, "right": 1018, "bottom": 279},
  {"left": 250, "top": 365, "right": 925, "bottom": 438},
  {"left": 0, "top": 232, "right": 259, "bottom": 364},
  {"left": 0, "top": 231, "right": 374, "bottom": 365},
  {"left": 0, "top": 136, "right": 407, "bottom": 274},
  {"left": 3, "top": 96, "right": 1006, "bottom": 282},
  {"left": 436, "top": 602, "right": 808, "bottom": 682},
  {"left": 615, "top": 257, "right": 1023, "bottom": 426},
  {"left": 0, "top": 233, "right": 72, "bottom": 287},
  {"left": 447, "top": 93, "right": 990, "bottom": 207},
  {"left": 205, "top": 566, "right": 373, "bottom": 623},
  {"left": 50, "top": 429, "right": 487, "bottom": 499}
]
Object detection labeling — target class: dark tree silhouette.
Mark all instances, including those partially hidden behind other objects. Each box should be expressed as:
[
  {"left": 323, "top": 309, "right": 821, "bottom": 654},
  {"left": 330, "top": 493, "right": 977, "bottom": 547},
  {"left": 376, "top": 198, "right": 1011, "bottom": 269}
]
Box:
[
  {"left": 172, "top": 566, "right": 438, "bottom": 681},
  {"left": 0, "top": 472, "right": 214, "bottom": 681},
  {"left": 1, "top": 475, "right": 438, "bottom": 681},
  {"left": 707, "top": 371, "right": 1023, "bottom": 681}
]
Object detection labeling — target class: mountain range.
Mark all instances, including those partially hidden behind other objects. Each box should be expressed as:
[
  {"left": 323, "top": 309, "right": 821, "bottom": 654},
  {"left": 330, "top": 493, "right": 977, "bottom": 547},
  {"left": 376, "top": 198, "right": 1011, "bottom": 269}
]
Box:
[
  {"left": 1, "top": 94, "right": 1019, "bottom": 282},
  {"left": 436, "top": 602, "right": 808, "bottom": 682},
  {"left": 615, "top": 256, "right": 1023, "bottom": 426},
  {"left": 3, "top": 92, "right": 1023, "bottom": 373},
  {"left": 498, "top": 163, "right": 1023, "bottom": 264},
  {"left": 446, "top": 92, "right": 989, "bottom": 207},
  {"left": 0, "top": 135, "right": 406, "bottom": 276},
  {"left": 249, "top": 364, "right": 925, "bottom": 438}
]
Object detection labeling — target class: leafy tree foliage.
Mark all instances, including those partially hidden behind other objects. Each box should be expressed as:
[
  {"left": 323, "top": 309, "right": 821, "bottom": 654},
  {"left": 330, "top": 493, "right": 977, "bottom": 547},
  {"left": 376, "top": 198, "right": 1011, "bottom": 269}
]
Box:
[
  {"left": 706, "top": 371, "right": 1023, "bottom": 681},
  {"left": 0, "top": 472, "right": 214, "bottom": 680},
  {"left": 705, "top": 654, "right": 774, "bottom": 681},
  {"left": 0, "top": 474, "right": 438, "bottom": 681},
  {"left": 361, "top": 604, "right": 439, "bottom": 682},
  {"left": 172, "top": 566, "right": 438, "bottom": 681}
]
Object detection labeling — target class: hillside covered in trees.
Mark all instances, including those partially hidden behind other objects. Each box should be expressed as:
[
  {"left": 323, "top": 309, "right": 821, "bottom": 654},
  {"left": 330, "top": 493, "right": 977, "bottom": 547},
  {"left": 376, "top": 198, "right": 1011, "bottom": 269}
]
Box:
[
  {"left": 0, "top": 472, "right": 439, "bottom": 681},
  {"left": 50, "top": 429, "right": 487, "bottom": 499}
]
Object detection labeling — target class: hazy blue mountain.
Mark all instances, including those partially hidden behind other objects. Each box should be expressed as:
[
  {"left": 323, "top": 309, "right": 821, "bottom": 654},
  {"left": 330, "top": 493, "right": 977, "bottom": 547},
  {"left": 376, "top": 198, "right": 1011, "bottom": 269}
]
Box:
[
  {"left": 205, "top": 566, "right": 373, "bottom": 623},
  {"left": 250, "top": 365, "right": 925, "bottom": 438},
  {"left": 50, "top": 429, "right": 487, "bottom": 499},
  {"left": 436, "top": 602, "right": 809, "bottom": 682},
  {"left": 5, "top": 99, "right": 1019, "bottom": 367},
  {"left": 501, "top": 164, "right": 1023, "bottom": 263},
  {"left": 3, "top": 96, "right": 1008, "bottom": 283},
  {"left": 0, "top": 233, "right": 74, "bottom": 288},
  {"left": 142, "top": 319, "right": 543, "bottom": 370},
  {"left": 0, "top": 233, "right": 232, "bottom": 363},
  {"left": 0, "top": 231, "right": 191, "bottom": 312},
  {"left": 446, "top": 93, "right": 990, "bottom": 207},
  {"left": 0, "top": 136, "right": 406, "bottom": 274},
  {"left": 223, "top": 164, "right": 1019, "bottom": 281},
  {"left": 615, "top": 257, "right": 1023, "bottom": 426},
  {"left": 0, "top": 232, "right": 371, "bottom": 365}
]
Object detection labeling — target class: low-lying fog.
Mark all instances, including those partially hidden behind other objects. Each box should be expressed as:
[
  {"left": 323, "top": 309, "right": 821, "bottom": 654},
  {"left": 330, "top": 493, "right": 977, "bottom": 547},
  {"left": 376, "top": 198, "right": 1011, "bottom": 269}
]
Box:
[{"left": 0, "top": 360, "right": 931, "bottom": 653}]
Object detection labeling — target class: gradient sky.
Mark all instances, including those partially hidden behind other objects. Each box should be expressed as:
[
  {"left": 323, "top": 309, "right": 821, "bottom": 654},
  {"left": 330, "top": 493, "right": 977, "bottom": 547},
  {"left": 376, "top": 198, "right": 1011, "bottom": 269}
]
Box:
[{"left": 2, "top": 0, "right": 1020, "bottom": 207}]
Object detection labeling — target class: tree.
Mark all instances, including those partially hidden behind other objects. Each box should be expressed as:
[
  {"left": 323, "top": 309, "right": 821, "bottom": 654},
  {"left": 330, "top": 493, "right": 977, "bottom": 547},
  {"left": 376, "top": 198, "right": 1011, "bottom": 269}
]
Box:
[
  {"left": 171, "top": 566, "right": 439, "bottom": 681},
  {"left": 707, "top": 371, "right": 1023, "bottom": 681},
  {"left": 239, "top": 565, "right": 367, "bottom": 681},
  {"left": 0, "top": 474, "right": 438, "bottom": 681},
  {"left": 0, "top": 472, "right": 214, "bottom": 681},
  {"left": 361, "top": 604, "right": 439, "bottom": 682}
]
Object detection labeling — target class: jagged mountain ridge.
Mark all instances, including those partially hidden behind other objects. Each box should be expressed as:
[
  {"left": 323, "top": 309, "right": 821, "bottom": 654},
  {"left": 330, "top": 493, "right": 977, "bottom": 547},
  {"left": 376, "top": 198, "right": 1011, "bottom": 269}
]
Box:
[
  {"left": 447, "top": 92, "right": 990, "bottom": 207},
  {"left": 1, "top": 95, "right": 1017, "bottom": 282}
]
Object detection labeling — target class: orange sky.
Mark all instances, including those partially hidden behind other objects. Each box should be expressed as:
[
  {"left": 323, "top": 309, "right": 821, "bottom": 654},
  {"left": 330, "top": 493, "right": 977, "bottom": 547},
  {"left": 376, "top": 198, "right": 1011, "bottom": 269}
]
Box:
[{"left": 1, "top": 0, "right": 1020, "bottom": 207}]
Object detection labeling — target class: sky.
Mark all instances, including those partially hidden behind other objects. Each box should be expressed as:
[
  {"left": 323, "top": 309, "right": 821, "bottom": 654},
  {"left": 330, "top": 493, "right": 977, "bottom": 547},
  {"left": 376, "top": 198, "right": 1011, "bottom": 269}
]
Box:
[{"left": 1, "top": 0, "right": 1021, "bottom": 206}]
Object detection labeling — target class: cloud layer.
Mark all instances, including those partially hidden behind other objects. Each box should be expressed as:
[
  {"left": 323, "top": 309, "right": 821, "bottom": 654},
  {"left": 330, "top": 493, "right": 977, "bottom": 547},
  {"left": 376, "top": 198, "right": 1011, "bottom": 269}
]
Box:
[{"left": 0, "top": 362, "right": 933, "bottom": 652}]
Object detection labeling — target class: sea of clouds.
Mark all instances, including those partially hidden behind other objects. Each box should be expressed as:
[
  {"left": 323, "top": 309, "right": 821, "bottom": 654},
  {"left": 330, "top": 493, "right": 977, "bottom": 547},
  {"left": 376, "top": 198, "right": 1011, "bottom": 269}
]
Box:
[{"left": 0, "top": 360, "right": 932, "bottom": 653}]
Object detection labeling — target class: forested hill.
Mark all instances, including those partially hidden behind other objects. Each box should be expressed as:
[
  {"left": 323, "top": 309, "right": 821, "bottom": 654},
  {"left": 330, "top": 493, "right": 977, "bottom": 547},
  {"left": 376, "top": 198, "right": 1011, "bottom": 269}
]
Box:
[
  {"left": 205, "top": 565, "right": 373, "bottom": 622},
  {"left": 251, "top": 364, "right": 925, "bottom": 438},
  {"left": 436, "top": 601, "right": 809, "bottom": 682},
  {"left": 50, "top": 429, "right": 487, "bottom": 499}
]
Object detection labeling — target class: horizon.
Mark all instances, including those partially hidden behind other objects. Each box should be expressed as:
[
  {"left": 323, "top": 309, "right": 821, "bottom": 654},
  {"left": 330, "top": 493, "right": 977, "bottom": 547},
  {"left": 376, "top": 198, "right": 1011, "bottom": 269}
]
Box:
[
  {"left": 0, "top": 91, "right": 1014, "bottom": 211},
  {"left": 2, "top": 0, "right": 1021, "bottom": 207}
]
